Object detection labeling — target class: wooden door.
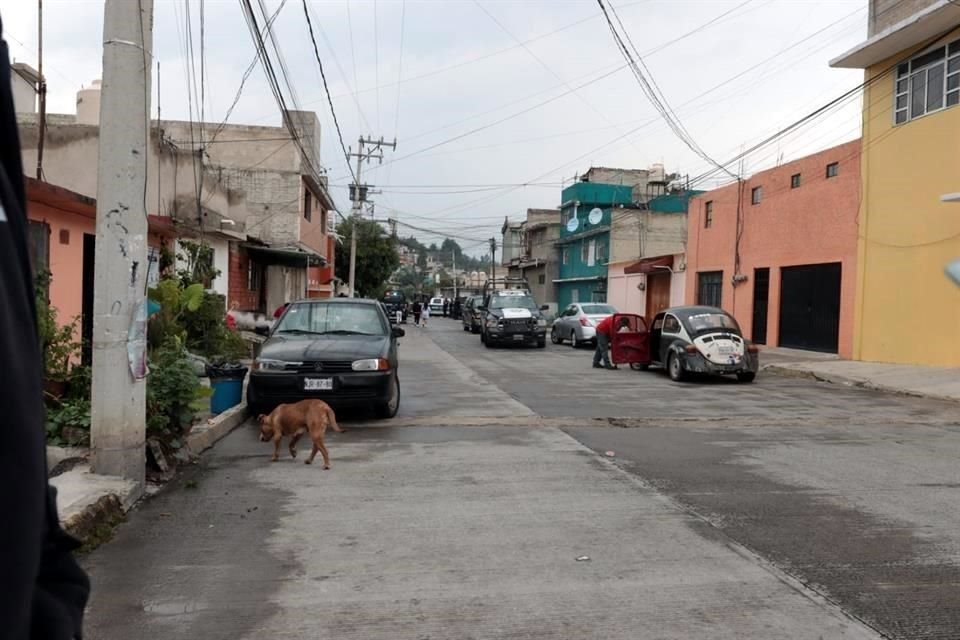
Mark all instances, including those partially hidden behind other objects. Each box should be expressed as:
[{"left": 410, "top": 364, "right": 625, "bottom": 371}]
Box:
[{"left": 645, "top": 272, "right": 671, "bottom": 319}]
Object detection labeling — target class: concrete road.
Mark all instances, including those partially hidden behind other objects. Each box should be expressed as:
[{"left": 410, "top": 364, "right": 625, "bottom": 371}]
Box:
[{"left": 83, "top": 318, "right": 960, "bottom": 639}]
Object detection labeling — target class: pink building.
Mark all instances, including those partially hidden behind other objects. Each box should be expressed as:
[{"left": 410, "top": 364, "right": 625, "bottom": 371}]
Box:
[{"left": 685, "top": 140, "right": 860, "bottom": 357}]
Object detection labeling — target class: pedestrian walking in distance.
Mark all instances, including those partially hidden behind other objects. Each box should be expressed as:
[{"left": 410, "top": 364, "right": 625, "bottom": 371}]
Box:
[
  {"left": 592, "top": 314, "right": 618, "bottom": 370},
  {"left": 442, "top": 298, "right": 449, "bottom": 318},
  {"left": 412, "top": 300, "right": 422, "bottom": 326},
  {"left": 422, "top": 301, "right": 430, "bottom": 327}
]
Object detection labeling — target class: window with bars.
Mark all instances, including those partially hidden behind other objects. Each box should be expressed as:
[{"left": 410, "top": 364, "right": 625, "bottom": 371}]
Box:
[
  {"left": 791, "top": 173, "right": 801, "bottom": 189},
  {"left": 704, "top": 200, "right": 713, "bottom": 228},
  {"left": 894, "top": 38, "right": 960, "bottom": 125},
  {"left": 751, "top": 186, "right": 763, "bottom": 205}
]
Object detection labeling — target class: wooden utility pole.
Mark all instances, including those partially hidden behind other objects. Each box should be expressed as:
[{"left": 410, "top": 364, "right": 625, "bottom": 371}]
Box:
[{"left": 90, "top": 0, "right": 154, "bottom": 495}]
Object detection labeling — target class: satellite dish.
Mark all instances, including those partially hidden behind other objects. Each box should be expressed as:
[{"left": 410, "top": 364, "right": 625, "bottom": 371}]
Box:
[
  {"left": 588, "top": 208, "right": 603, "bottom": 225},
  {"left": 566, "top": 217, "right": 579, "bottom": 232}
]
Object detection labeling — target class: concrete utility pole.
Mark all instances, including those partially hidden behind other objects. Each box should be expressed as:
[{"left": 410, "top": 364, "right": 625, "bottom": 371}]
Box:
[
  {"left": 90, "top": 0, "right": 153, "bottom": 494},
  {"left": 452, "top": 249, "right": 457, "bottom": 299},
  {"left": 489, "top": 237, "right": 497, "bottom": 281},
  {"left": 347, "top": 136, "right": 396, "bottom": 297},
  {"left": 35, "top": 0, "right": 46, "bottom": 179}
]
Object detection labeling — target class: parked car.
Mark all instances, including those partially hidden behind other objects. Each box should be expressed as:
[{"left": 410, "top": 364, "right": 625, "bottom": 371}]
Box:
[
  {"left": 626, "top": 306, "right": 758, "bottom": 383},
  {"left": 479, "top": 281, "right": 548, "bottom": 348},
  {"left": 550, "top": 303, "right": 617, "bottom": 347},
  {"left": 462, "top": 295, "right": 483, "bottom": 333},
  {"left": 380, "top": 290, "right": 408, "bottom": 324},
  {"left": 246, "top": 298, "right": 405, "bottom": 418},
  {"left": 428, "top": 297, "right": 444, "bottom": 314}
]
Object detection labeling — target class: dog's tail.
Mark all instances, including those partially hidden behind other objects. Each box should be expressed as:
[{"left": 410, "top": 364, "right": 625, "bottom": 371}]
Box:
[{"left": 327, "top": 405, "right": 344, "bottom": 433}]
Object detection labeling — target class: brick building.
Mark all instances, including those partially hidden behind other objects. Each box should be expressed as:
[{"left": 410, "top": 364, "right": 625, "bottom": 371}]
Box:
[{"left": 685, "top": 140, "right": 861, "bottom": 357}]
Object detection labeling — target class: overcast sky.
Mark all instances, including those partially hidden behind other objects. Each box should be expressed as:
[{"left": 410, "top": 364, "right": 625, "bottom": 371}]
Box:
[{"left": 3, "top": 0, "right": 867, "bottom": 256}]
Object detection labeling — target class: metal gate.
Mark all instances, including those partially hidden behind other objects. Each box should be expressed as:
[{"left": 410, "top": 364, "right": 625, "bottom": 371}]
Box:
[{"left": 778, "top": 263, "right": 841, "bottom": 353}]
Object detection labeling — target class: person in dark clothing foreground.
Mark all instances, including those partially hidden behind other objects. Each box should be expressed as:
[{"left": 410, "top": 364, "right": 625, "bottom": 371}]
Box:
[{"left": 0, "top": 14, "right": 90, "bottom": 640}]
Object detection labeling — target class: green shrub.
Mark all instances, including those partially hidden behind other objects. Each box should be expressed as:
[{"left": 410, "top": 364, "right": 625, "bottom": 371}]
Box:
[{"left": 146, "top": 339, "right": 211, "bottom": 439}]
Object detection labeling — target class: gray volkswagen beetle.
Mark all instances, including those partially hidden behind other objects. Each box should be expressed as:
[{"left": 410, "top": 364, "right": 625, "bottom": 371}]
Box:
[{"left": 640, "top": 306, "right": 759, "bottom": 382}]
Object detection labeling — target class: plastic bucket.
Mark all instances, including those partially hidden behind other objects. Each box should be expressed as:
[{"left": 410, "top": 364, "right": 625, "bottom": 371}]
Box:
[{"left": 207, "top": 364, "right": 248, "bottom": 414}]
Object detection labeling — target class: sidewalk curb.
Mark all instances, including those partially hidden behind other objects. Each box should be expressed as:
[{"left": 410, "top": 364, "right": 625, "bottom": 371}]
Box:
[
  {"left": 185, "top": 402, "right": 249, "bottom": 456},
  {"left": 763, "top": 364, "right": 960, "bottom": 405},
  {"left": 56, "top": 404, "right": 249, "bottom": 550}
]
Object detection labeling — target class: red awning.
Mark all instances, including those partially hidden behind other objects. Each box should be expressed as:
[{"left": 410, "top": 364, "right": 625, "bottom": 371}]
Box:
[
  {"left": 148, "top": 214, "right": 178, "bottom": 238},
  {"left": 624, "top": 255, "right": 673, "bottom": 275}
]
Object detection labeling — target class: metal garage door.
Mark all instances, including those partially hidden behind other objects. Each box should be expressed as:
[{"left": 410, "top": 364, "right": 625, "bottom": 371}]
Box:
[{"left": 778, "top": 263, "right": 842, "bottom": 353}]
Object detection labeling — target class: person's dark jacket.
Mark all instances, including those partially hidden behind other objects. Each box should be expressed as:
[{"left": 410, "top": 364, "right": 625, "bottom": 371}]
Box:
[{"left": 0, "top": 14, "right": 91, "bottom": 640}]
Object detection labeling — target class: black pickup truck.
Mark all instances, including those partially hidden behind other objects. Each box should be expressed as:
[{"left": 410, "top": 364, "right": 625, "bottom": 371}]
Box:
[
  {"left": 479, "top": 278, "right": 548, "bottom": 348},
  {"left": 380, "top": 290, "right": 408, "bottom": 324}
]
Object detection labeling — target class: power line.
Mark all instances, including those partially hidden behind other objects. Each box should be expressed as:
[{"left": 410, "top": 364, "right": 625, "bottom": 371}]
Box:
[{"left": 302, "top": 0, "right": 357, "bottom": 185}]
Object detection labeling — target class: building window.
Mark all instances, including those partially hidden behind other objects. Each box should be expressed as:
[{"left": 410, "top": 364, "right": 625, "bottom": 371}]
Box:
[
  {"left": 562, "top": 247, "right": 570, "bottom": 265},
  {"left": 704, "top": 201, "right": 713, "bottom": 228},
  {"left": 247, "top": 258, "right": 262, "bottom": 291},
  {"left": 895, "top": 38, "right": 960, "bottom": 125},
  {"left": 320, "top": 210, "right": 327, "bottom": 235},
  {"left": 825, "top": 162, "right": 839, "bottom": 179},
  {"left": 751, "top": 186, "right": 762, "bottom": 205},
  {"left": 790, "top": 173, "right": 801, "bottom": 189},
  {"left": 582, "top": 241, "right": 591, "bottom": 265},
  {"left": 538, "top": 274, "right": 545, "bottom": 285},
  {"left": 595, "top": 239, "right": 607, "bottom": 264},
  {"left": 303, "top": 190, "right": 312, "bottom": 222},
  {"left": 697, "top": 271, "right": 723, "bottom": 307}
]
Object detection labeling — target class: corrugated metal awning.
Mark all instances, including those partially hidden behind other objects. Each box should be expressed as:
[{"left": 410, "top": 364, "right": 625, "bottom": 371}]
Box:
[{"left": 624, "top": 255, "right": 673, "bottom": 275}]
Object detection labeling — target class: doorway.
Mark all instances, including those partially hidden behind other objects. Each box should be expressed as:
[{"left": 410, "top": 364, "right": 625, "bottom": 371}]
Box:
[
  {"left": 751, "top": 267, "right": 770, "bottom": 344},
  {"left": 778, "top": 262, "right": 842, "bottom": 353},
  {"left": 82, "top": 234, "right": 96, "bottom": 366},
  {"left": 645, "top": 271, "right": 671, "bottom": 319}
]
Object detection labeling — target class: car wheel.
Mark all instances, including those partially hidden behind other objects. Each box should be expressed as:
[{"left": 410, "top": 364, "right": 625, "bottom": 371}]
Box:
[
  {"left": 667, "top": 352, "right": 686, "bottom": 382},
  {"left": 463, "top": 324, "right": 470, "bottom": 332},
  {"left": 737, "top": 371, "right": 756, "bottom": 383},
  {"left": 480, "top": 330, "right": 487, "bottom": 344},
  {"left": 375, "top": 374, "right": 400, "bottom": 419},
  {"left": 550, "top": 327, "right": 561, "bottom": 344},
  {"left": 570, "top": 331, "right": 579, "bottom": 349},
  {"left": 471, "top": 324, "right": 479, "bottom": 334}
]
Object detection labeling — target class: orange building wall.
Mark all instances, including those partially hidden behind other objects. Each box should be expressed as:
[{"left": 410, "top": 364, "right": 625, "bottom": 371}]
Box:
[
  {"left": 28, "top": 202, "right": 95, "bottom": 325},
  {"left": 685, "top": 140, "right": 861, "bottom": 358}
]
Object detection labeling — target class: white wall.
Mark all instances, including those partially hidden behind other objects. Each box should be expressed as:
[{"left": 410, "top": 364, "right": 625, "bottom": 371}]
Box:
[{"left": 174, "top": 237, "right": 229, "bottom": 302}]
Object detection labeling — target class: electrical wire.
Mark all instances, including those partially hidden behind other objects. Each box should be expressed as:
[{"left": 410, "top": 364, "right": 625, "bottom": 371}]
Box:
[{"left": 302, "top": 0, "right": 357, "bottom": 185}]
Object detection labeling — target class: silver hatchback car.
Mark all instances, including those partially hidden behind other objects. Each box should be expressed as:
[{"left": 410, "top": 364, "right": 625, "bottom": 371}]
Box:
[{"left": 550, "top": 303, "right": 617, "bottom": 347}]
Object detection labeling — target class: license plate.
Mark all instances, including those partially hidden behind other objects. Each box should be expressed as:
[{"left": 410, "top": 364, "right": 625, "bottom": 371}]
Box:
[
  {"left": 304, "top": 378, "right": 333, "bottom": 391},
  {"left": 513, "top": 334, "right": 525, "bottom": 341},
  {"left": 717, "top": 345, "right": 735, "bottom": 354}
]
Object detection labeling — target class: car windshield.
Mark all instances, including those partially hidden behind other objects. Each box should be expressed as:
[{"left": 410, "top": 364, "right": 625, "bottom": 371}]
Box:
[
  {"left": 489, "top": 293, "right": 538, "bottom": 311},
  {"left": 275, "top": 302, "right": 387, "bottom": 336},
  {"left": 581, "top": 304, "right": 615, "bottom": 315},
  {"left": 685, "top": 312, "right": 740, "bottom": 335}
]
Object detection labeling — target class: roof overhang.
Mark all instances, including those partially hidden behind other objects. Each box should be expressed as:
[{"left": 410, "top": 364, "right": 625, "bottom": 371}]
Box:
[
  {"left": 830, "top": 1, "right": 960, "bottom": 69},
  {"left": 242, "top": 242, "right": 327, "bottom": 267},
  {"left": 552, "top": 276, "right": 605, "bottom": 284},
  {"left": 25, "top": 177, "right": 96, "bottom": 218},
  {"left": 624, "top": 255, "right": 673, "bottom": 275}
]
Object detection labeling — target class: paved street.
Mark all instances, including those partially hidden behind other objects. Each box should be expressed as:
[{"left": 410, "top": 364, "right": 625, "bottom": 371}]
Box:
[{"left": 83, "top": 317, "right": 960, "bottom": 639}]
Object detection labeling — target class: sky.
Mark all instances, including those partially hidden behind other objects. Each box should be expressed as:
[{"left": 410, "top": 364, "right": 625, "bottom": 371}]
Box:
[{"left": 3, "top": 0, "right": 868, "bottom": 257}]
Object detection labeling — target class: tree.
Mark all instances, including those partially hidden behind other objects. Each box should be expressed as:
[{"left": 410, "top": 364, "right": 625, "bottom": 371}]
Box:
[{"left": 335, "top": 219, "right": 400, "bottom": 298}]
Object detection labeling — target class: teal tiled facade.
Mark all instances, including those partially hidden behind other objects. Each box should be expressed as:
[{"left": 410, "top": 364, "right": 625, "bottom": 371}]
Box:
[{"left": 554, "top": 182, "right": 634, "bottom": 309}]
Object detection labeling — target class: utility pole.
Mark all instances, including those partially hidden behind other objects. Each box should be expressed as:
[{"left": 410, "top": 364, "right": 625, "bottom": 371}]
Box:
[
  {"left": 36, "top": 0, "right": 46, "bottom": 179},
  {"left": 489, "top": 237, "right": 497, "bottom": 281},
  {"left": 452, "top": 249, "right": 458, "bottom": 300},
  {"left": 90, "top": 0, "right": 153, "bottom": 494},
  {"left": 347, "top": 136, "right": 395, "bottom": 297}
]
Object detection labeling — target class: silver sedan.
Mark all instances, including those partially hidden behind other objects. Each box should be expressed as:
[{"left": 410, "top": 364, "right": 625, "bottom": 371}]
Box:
[{"left": 550, "top": 303, "right": 617, "bottom": 347}]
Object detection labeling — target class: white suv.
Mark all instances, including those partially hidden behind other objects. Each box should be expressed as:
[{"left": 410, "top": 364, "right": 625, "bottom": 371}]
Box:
[{"left": 429, "top": 297, "right": 444, "bottom": 313}]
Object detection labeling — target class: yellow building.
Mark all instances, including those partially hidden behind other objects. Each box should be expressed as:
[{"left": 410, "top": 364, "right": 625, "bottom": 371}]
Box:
[{"left": 832, "top": 0, "right": 960, "bottom": 366}]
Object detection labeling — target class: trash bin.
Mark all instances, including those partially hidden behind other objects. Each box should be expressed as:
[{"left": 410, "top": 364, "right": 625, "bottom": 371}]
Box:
[{"left": 206, "top": 363, "right": 248, "bottom": 414}]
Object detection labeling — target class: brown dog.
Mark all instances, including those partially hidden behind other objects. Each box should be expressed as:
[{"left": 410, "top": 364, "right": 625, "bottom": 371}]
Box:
[{"left": 258, "top": 399, "right": 344, "bottom": 468}]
